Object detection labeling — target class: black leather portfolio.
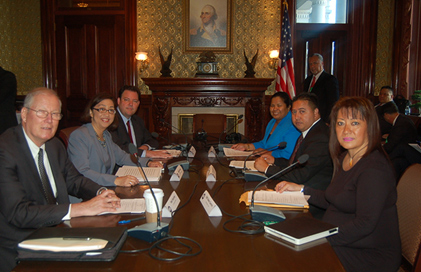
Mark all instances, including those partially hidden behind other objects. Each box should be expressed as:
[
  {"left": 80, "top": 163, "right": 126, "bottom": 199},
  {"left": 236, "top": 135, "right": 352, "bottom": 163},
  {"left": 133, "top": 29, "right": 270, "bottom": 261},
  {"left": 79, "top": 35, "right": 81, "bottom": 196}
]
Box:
[{"left": 17, "top": 227, "right": 127, "bottom": 262}]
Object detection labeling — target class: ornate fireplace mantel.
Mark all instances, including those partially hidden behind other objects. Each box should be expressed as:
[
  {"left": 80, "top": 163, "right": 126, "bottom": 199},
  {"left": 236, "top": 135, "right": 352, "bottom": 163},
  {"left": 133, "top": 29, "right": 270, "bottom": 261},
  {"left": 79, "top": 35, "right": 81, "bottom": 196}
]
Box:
[{"left": 143, "top": 78, "right": 274, "bottom": 142}]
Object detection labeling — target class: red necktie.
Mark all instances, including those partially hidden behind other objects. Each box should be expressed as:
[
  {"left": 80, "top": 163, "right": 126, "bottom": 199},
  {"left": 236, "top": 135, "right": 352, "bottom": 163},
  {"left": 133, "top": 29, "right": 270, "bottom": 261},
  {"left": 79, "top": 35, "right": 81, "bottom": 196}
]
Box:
[
  {"left": 126, "top": 120, "right": 133, "bottom": 143},
  {"left": 309, "top": 76, "right": 316, "bottom": 92},
  {"left": 289, "top": 135, "right": 303, "bottom": 165}
]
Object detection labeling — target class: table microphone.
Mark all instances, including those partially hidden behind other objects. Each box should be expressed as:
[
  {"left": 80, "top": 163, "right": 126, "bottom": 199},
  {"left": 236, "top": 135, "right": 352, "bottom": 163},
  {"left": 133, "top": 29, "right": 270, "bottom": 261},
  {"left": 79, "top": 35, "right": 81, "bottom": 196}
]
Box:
[
  {"left": 218, "top": 114, "right": 243, "bottom": 150},
  {"left": 249, "top": 154, "right": 309, "bottom": 223},
  {"left": 126, "top": 143, "right": 169, "bottom": 243},
  {"left": 242, "top": 142, "right": 287, "bottom": 182},
  {"left": 159, "top": 118, "right": 191, "bottom": 155}
]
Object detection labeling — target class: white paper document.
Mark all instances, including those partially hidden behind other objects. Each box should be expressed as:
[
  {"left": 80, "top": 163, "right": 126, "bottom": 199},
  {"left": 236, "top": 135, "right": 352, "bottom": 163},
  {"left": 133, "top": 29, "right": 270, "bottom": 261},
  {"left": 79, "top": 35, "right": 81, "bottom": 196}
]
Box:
[
  {"left": 409, "top": 143, "right": 421, "bottom": 153},
  {"left": 100, "top": 198, "right": 145, "bottom": 214},
  {"left": 229, "top": 160, "right": 257, "bottom": 171},
  {"left": 248, "top": 191, "right": 308, "bottom": 207},
  {"left": 115, "top": 166, "right": 162, "bottom": 182},
  {"left": 157, "top": 149, "right": 182, "bottom": 157},
  {"left": 223, "top": 147, "right": 253, "bottom": 157},
  {"left": 19, "top": 238, "right": 108, "bottom": 252}
]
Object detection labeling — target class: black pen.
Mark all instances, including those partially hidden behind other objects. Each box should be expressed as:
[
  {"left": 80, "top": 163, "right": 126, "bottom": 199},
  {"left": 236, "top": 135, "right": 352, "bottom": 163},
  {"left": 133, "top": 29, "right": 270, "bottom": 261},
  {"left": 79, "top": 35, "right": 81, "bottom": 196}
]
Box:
[{"left": 118, "top": 216, "right": 146, "bottom": 224}]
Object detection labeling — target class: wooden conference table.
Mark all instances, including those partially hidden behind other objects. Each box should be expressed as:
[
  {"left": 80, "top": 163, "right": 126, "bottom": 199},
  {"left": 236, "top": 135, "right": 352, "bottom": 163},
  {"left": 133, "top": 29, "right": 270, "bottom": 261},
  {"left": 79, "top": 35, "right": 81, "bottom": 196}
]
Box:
[{"left": 14, "top": 148, "right": 345, "bottom": 272}]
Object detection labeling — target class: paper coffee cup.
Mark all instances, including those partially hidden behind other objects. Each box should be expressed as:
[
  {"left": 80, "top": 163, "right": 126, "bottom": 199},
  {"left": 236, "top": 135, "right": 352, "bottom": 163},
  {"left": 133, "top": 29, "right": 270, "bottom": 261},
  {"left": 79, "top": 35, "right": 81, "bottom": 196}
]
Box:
[{"left": 143, "top": 188, "right": 164, "bottom": 223}]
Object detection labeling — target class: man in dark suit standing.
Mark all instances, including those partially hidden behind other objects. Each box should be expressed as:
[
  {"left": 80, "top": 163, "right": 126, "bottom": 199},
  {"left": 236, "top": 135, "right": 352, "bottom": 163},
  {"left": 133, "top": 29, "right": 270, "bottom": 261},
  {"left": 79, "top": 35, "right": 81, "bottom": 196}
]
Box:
[
  {"left": 375, "top": 86, "right": 394, "bottom": 135},
  {"left": 110, "top": 85, "right": 171, "bottom": 158},
  {"left": 0, "top": 88, "right": 121, "bottom": 271},
  {"left": 0, "top": 66, "right": 18, "bottom": 135},
  {"left": 255, "top": 93, "right": 333, "bottom": 218},
  {"left": 382, "top": 101, "right": 417, "bottom": 154},
  {"left": 303, "top": 53, "right": 339, "bottom": 123}
]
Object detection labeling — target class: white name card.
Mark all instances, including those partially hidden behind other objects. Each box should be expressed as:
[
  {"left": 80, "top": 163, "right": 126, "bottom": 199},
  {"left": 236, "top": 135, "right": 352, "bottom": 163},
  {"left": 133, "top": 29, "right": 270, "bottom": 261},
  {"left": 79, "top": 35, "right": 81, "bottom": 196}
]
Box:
[
  {"left": 188, "top": 146, "right": 196, "bottom": 158},
  {"left": 206, "top": 165, "right": 216, "bottom": 182},
  {"left": 200, "top": 190, "right": 222, "bottom": 217},
  {"left": 170, "top": 165, "right": 184, "bottom": 181},
  {"left": 162, "top": 191, "right": 180, "bottom": 218},
  {"left": 208, "top": 146, "right": 217, "bottom": 157}
]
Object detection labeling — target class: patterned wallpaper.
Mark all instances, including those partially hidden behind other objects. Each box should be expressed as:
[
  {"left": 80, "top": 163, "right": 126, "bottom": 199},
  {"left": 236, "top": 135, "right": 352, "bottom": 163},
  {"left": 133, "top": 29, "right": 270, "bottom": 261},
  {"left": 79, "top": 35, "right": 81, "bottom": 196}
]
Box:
[
  {"left": 0, "top": 0, "right": 43, "bottom": 95},
  {"left": 374, "top": 0, "right": 394, "bottom": 96},
  {"left": 0, "top": 0, "right": 394, "bottom": 96},
  {"left": 136, "top": 0, "right": 280, "bottom": 94}
]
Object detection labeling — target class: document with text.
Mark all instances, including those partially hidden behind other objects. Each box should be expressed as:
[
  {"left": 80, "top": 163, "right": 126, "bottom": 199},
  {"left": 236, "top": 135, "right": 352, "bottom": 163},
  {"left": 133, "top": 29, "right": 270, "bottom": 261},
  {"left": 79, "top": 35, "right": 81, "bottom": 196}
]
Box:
[
  {"left": 100, "top": 198, "right": 145, "bottom": 214},
  {"left": 240, "top": 191, "right": 309, "bottom": 208},
  {"left": 115, "top": 166, "right": 162, "bottom": 182},
  {"left": 229, "top": 160, "right": 258, "bottom": 171},
  {"left": 223, "top": 147, "right": 253, "bottom": 157}
]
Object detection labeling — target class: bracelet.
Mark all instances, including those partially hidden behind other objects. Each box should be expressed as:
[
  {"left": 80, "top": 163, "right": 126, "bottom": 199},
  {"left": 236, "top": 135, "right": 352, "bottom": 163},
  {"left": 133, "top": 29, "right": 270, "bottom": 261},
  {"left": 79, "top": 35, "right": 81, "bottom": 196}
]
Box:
[{"left": 97, "top": 187, "right": 108, "bottom": 195}]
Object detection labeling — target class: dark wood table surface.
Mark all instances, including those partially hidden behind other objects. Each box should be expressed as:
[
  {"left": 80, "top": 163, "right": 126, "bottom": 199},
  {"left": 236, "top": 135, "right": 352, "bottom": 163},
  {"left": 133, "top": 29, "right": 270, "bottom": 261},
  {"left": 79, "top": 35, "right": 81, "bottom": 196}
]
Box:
[{"left": 14, "top": 148, "right": 345, "bottom": 272}]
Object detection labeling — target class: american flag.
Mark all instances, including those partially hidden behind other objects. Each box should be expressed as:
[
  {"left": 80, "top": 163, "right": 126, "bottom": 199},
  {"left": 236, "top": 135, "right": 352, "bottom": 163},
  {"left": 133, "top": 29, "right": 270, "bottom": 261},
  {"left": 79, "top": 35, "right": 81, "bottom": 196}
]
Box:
[{"left": 275, "top": 5, "right": 296, "bottom": 99}]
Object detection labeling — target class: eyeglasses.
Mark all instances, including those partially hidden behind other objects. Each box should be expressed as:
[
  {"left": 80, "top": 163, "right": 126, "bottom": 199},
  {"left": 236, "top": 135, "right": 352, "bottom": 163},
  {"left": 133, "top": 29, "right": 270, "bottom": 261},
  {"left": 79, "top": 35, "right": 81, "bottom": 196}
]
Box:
[
  {"left": 27, "top": 107, "right": 63, "bottom": 120},
  {"left": 92, "top": 108, "right": 116, "bottom": 114}
]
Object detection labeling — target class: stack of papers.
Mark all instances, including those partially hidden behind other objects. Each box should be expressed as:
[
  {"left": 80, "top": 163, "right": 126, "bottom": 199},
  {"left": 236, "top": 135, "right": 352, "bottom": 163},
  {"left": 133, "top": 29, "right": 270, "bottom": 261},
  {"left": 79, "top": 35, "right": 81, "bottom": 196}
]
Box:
[
  {"left": 223, "top": 148, "right": 253, "bottom": 157},
  {"left": 158, "top": 149, "right": 182, "bottom": 157},
  {"left": 239, "top": 190, "right": 309, "bottom": 208},
  {"left": 19, "top": 238, "right": 108, "bottom": 252},
  {"left": 115, "top": 166, "right": 162, "bottom": 182},
  {"left": 100, "top": 198, "right": 145, "bottom": 214},
  {"left": 229, "top": 160, "right": 257, "bottom": 171}
]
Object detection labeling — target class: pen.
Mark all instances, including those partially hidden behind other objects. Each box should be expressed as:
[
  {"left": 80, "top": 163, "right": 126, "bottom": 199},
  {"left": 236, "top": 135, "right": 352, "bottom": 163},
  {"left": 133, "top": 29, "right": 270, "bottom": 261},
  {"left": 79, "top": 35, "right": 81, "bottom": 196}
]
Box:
[{"left": 118, "top": 216, "right": 146, "bottom": 224}]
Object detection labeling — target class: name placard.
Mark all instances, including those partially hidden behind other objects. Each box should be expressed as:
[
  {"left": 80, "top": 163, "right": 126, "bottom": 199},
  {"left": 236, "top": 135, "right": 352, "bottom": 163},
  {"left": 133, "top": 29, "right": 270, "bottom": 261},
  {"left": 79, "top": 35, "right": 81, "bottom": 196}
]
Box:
[
  {"left": 170, "top": 165, "right": 184, "bottom": 181},
  {"left": 208, "top": 146, "right": 217, "bottom": 157},
  {"left": 162, "top": 191, "right": 180, "bottom": 218},
  {"left": 188, "top": 146, "right": 197, "bottom": 158},
  {"left": 200, "top": 190, "right": 222, "bottom": 217},
  {"left": 206, "top": 165, "right": 216, "bottom": 182}
]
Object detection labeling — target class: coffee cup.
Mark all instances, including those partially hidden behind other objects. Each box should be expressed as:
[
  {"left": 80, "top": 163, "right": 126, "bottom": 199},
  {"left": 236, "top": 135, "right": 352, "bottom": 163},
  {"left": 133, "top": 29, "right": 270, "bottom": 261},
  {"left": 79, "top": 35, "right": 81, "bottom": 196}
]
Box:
[{"left": 143, "top": 188, "right": 164, "bottom": 223}]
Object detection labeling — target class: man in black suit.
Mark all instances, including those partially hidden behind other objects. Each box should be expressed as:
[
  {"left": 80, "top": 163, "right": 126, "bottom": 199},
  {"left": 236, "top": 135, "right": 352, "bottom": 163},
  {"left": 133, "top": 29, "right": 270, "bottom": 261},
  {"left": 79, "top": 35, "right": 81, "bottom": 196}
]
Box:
[
  {"left": 382, "top": 101, "right": 417, "bottom": 154},
  {"left": 375, "top": 86, "right": 394, "bottom": 135},
  {"left": 303, "top": 53, "right": 339, "bottom": 123},
  {"left": 0, "top": 88, "right": 121, "bottom": 271},
  {"left": 0, "top": 66, "right": 18, "bottom": 135},
  {"left": 110, "top": 85, "right": 171, "bottom": 158},
  {"left": 255, "top": 93, "right": 333, "bottom": 218}
]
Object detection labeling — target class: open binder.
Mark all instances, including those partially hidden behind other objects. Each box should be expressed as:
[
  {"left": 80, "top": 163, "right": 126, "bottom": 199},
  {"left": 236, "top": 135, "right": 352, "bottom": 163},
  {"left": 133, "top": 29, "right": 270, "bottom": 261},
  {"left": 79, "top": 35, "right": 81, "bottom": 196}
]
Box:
[{"left": 17, "top": 227, "right": 127, "bottom": 262}]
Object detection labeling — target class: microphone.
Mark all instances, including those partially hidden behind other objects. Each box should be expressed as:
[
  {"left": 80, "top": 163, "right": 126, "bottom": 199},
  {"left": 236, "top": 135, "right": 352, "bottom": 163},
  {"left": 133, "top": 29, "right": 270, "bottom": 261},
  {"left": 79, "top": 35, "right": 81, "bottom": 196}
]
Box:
[
  {"left": 126, "top": 143, "right": 169, "bottom": 243},
  {"left": 194, "top": 119, "right": 207, "bottom": 142},
  {"left": 249, "top": 154, "right": 309, "bottom": 222},
  {"left": 218, "top": 114, "right": 244, "bottom": 149},
  {"left": 159, "top": 118, "right": 191, "bottom": 155},
  {"left": 241, "top": 142, "right": 287, "bottom": 182}
]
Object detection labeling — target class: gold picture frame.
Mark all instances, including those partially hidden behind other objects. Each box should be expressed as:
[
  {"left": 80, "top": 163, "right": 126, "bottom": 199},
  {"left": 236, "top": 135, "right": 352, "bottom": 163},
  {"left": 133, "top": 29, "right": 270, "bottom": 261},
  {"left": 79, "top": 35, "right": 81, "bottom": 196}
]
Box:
[{"left": 184, "top": 0, "right": 232, "bottom": 53}]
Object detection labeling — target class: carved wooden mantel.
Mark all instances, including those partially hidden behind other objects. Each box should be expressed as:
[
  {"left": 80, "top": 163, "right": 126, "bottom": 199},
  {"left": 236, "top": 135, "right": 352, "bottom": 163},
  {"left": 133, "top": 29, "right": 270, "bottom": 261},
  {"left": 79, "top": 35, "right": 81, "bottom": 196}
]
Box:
[{"left": 143, "top": 78, "right": 274, "bottom": 142}]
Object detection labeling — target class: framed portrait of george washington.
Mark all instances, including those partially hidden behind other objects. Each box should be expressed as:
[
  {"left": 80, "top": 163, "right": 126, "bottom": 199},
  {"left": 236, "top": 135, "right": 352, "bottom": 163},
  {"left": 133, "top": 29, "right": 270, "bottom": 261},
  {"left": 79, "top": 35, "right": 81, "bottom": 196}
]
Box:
[{"left": 184, "top": 0, "right": 232, "bottom": 53}]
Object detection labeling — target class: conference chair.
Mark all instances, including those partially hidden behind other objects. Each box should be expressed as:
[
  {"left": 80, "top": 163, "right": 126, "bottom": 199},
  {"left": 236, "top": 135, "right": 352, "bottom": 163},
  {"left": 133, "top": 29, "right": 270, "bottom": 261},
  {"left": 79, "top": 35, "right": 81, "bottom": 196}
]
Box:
[
  {"left": 58, "top": 126, "right": 79, "bottom": 148},
  {"left": 397, "top": 163, "right": 421, "bottom": 272}
]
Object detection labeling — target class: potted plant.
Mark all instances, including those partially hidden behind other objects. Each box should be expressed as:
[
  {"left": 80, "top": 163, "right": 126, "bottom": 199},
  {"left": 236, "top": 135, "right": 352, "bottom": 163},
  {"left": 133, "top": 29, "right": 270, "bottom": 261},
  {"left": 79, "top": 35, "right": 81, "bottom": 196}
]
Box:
[{"left": 410, "top": 90, "right": 421, "bottom": 116}]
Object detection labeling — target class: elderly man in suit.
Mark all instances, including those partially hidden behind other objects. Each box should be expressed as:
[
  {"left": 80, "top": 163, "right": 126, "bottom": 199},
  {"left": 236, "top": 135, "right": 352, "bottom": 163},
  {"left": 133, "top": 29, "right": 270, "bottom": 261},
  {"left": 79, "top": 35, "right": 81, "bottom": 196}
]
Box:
[
  {"left": 0, "top": 66, "right": 18, "bottom": 135},
  {"left": 110, "top": 85, "right": 171, "bottom": 158},
  {"left": 375, "top": 86, "right": 395, "bottom": 135},
  {"left": 0, "top": 88, "right": 121, "bottom": 271},
  {"left": 255, "top": 93, "right": 333, "bottom": 219},
  {"left": 303, "top": 53, "right": 339, "bottom": 123}
]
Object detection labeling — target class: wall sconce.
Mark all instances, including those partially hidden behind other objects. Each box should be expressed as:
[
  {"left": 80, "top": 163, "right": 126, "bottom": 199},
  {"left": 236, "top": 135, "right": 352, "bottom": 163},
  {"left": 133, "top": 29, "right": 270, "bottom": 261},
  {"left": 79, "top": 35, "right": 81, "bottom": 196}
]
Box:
[
  {"left": 269, "top": 50, "right": 279, "bottom": 70},
  {"left": 135, "top": 52, "right": 149, "bottom": 73}
]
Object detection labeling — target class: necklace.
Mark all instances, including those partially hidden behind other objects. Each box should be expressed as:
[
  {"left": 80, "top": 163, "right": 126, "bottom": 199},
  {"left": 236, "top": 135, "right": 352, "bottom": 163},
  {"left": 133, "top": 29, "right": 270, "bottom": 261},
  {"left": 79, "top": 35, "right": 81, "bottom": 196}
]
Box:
[
  {"left": 348, "top": 144, "right": 368, "bottom": 167},
  {"left": 94, "top": 131, "right": 106, "bottom": 148}
]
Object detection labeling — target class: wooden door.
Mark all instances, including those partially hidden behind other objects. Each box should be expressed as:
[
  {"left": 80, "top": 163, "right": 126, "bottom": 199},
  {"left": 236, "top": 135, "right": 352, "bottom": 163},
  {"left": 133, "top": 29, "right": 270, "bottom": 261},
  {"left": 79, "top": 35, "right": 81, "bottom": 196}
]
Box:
[{"left": 55, "top": 15, "right": 127, "bottom": 126}]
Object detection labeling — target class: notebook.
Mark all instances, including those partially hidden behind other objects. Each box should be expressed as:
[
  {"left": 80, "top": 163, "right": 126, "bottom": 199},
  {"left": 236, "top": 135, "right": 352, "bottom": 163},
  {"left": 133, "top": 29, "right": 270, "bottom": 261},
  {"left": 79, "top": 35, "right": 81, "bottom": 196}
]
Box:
[
  {"left": 264, "top": 216, "right": 338, "bottom": 245},
  {"left": 17, "top": 227, "right": 127, "bottom": 262}
]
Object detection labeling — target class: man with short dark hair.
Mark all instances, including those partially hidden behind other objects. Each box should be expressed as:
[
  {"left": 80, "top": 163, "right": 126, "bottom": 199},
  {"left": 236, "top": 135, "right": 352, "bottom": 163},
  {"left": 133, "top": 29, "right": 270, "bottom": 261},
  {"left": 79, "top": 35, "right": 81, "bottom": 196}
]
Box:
[
  {"left": 376, "top": 86, "right": 395, "bottom": 135},
  {"left": 382, "top": 101, "right": 417, "bottom": 154},
  {"left": 303, "top": 53, "right": 339, "bottom": 123},
  {"left": 111, "top": 85, "right": 171, "bottom": 158},
  {"left": 255, "top": 93, "right": 333, "bottom": 218},
  {"left": 0, "top": 88, "right": 121, "bottom": 271}
]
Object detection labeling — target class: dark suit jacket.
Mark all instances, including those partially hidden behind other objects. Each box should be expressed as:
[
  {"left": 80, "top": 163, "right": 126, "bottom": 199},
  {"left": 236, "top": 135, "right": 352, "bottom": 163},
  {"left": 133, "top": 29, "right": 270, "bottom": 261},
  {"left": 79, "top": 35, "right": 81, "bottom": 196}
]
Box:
[
  {"left": 304, "top": 71, "right": 339, "bottom": 123},
  {"left": 0, "top": 67, "right": 18, "bottom": 135},
  {"left": 266, "top": 120, "right": 333, "bottom": 191},
  {"left": 375, "top": 103, "right": 393, "bottom": 135},
  {"left": 383, "top": 114, "right": 417, "bottom": 154},
  {"left": 110, "top": 111, "right": 159, "bottom": 155},
  {"left": 0, "top": 125, "right": 100, "bottom": 271}
]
